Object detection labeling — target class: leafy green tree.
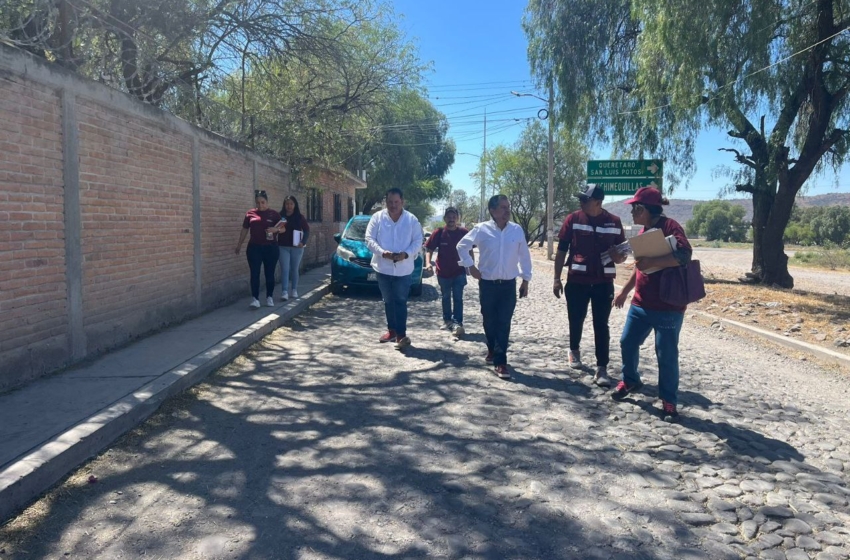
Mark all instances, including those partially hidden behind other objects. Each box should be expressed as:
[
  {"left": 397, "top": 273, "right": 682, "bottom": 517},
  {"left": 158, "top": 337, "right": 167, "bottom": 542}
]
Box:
[
  {"left": 2, "top": 0, "right": 425, "bottom": 168},
  {"left": 356, "top": 90, "right": 455, "bottom": 218},
  {"left": 446, "top": 189, "right": 480, "bottom": 227},
  {"left": 784, "top": 222, "right": 816, "bottom": 246},
  {"left": 477, "top": 121, "right": 589, "bottom": 241},
  {"left": 687, "top": 201, "right": 749, "bottom": 242},
  {"left": 810, "top": 206, "right": 850, "bottom": 246},
  {"left": 525, "top": 0, "right": 850, "bottom": 288}
]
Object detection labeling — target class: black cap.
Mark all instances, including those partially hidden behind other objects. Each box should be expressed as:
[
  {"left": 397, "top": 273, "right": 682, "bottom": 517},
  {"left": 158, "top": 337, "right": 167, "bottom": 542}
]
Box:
[{"left": 576, "top": 184, "right": 605, "bottom": 201}]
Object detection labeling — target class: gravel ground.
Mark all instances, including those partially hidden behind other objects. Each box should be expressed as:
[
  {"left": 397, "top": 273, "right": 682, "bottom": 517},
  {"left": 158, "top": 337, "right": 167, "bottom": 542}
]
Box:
[
  {"left": 2, "top": 275, "right": 850, "bottom": 560},
  {"left": 691, "top": 248, "right": 850, "bottom": 298}
]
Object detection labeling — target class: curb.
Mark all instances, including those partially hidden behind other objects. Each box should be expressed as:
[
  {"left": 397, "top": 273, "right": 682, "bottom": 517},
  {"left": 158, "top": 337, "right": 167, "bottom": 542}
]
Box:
[
  {"left": 0, "top": 281, "right": 330, "bottom": 523},
  {"left": 692, "top": 310, "right": 850, "bottom": 369}
]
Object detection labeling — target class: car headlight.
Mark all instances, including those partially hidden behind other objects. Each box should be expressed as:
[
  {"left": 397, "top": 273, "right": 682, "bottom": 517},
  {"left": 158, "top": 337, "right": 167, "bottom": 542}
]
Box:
[{"left": 336, "top": 246, "right": 356, "bottom": 261}]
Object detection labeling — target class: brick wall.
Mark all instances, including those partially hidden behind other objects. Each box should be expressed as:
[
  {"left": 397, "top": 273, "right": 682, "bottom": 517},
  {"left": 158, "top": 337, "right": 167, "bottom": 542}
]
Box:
[
  {"left": 77, "top": 100, "right": 196, "bottom": 354},
  {"left": 200, "top": 144, "right": 258, "bottom": 307},
  {"left": 0, "top": 45, "right": 363, "bottom": 392},
  {"left": 0, "top": 73, "right": 67, "bottom": 388}
]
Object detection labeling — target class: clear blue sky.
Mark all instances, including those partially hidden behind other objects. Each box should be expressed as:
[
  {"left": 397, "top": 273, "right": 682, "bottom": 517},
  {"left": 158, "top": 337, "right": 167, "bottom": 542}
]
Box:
[{"left": 392, "top": 0, "right": 849, "bottom": 205}]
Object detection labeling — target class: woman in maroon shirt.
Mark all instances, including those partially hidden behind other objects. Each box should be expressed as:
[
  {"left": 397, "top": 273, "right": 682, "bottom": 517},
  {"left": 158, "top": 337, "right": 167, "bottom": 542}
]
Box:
[
  {"left": 276, "top": 196, "right": 310, "bottom": 300},
  {"left": 610, "top": 187, "right": 693, "bottom": 422},
  {"left": 234, "top": 190, "right": 281, "bottom": 308}
]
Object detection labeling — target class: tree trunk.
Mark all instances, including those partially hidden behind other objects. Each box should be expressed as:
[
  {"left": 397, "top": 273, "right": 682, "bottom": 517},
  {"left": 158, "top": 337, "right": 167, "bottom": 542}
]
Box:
[{"left": 749, "top": 175, "right": 795, "bottom": 289}]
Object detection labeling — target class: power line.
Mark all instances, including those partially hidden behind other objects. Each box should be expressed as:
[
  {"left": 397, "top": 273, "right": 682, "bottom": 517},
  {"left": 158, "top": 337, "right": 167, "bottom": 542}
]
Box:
[{"left": 425, "top": 79, "right": 535, "bottom": 89}]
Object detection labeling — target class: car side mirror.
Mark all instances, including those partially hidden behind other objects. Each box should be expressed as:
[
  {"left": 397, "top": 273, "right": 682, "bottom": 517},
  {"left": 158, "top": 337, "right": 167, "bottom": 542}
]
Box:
[{"left": 333, "top": 233, "right": 341, "bottom": 244}]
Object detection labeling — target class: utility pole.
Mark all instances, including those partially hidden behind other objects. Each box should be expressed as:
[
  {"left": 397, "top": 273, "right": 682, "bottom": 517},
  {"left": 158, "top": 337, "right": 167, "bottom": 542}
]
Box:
[
  {"left": 510, "top": 87, "right": 556, "bottom": 258},
  {"left": 480, "top": 109, "right": 487, "bottom": 222},
  {"left": 546, "top": 82, "right": 555, "bottom": 260}
]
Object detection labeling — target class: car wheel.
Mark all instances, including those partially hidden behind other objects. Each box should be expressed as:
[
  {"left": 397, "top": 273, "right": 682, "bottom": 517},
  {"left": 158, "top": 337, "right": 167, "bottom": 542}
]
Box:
[
  {"left": 331, "top": 282, "right": 344, "bottom": 295},
  {"left": 409, "top": 281, "right": 422, "bottom": 297}
]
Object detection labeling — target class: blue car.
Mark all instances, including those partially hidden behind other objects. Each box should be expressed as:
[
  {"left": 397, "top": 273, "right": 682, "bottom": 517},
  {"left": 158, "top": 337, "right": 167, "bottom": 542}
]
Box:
[{"left": 331, "top": 215, "right": 424, "bottom": 296}]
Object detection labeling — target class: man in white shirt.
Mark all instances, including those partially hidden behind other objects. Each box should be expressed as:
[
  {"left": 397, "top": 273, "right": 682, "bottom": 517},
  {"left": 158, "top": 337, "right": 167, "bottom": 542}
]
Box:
[
  {"left": 456, "top": 194, "right": 532, "bottom": 379},
  {"left": 365, "top": 188, "right": 423, "bottom": 350}
]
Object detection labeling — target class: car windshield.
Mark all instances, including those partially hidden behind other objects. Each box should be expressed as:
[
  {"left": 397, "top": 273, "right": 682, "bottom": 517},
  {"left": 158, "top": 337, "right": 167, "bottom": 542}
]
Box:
[{"left": 344, "top": 220, "right": 369, "bottom": 241}]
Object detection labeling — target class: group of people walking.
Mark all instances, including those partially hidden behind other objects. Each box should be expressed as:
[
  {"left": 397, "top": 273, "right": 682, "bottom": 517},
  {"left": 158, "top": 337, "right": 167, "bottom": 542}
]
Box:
[
  {"left": 235, "top": 190, "right": 310, "bottom": 308},
  {"left": 237, "top": 183, "right": 692, "bottom": 422}
]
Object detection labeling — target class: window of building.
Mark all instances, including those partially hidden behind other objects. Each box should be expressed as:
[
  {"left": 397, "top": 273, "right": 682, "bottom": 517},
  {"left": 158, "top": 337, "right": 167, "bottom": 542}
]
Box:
[
  {"left": 306, "top": 188, "right": 323, "bottom": 222},
  {"left": 347, "top": 197, "right": 354, "bottom": 220},
  {"left": 333, "top": 193, "right": 342, "bottom": 223}
]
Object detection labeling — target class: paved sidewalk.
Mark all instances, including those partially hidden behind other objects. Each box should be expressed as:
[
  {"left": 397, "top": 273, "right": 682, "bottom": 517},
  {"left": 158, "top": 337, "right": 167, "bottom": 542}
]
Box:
[{"left": 0, "top": 265, "right": 331, "bottom": 522}]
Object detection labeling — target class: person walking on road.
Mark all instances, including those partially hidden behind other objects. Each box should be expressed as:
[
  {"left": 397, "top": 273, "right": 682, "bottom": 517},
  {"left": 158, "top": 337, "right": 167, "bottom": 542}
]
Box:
[
  {"left": 553, "top": 184, "right": 626, "bottom": 388},
  {"left": 276, "top": 195, "right": 310, "bottom": 301},
  {"left": 424, "top": 207, "right": 473, "bottom": 338},
  {"left": 235, "top": 190, "right": 281, "bottom": 308},
  {"left": 457, "top": 194, "right": 532, "bottom": 380},
  {"left": 611, "top": 187, "right": 693, "bottom": 422},
  {"left": 365, "top": 188, "right": 423, "bottom": 350}
]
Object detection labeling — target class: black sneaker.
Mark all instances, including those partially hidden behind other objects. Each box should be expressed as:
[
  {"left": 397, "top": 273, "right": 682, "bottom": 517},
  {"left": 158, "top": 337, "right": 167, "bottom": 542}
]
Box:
[
  {"left": 611, "top": 380, "right": 643, "bottom": 401},
  {"left": 662, "top": 400, "right": 679, "bottom": 422}
]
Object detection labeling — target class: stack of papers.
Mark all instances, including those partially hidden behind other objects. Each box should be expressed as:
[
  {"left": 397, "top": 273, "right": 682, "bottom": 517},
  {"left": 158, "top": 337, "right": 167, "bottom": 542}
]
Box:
[{"left": 627, "top": 228, "right": 674, "bottom": 274}]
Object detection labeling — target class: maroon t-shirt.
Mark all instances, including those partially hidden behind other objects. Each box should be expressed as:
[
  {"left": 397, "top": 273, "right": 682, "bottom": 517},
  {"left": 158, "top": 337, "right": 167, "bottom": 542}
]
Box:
[
  {"left": 631, "top": 217, "right": 692, "bottom": 313},
  {"left": 242, "top": 208, "right": 281, "bottom": 246},
  {"left": 425, "top": 226, "right": 469, "bottom": 278},
  {"left": 277, "top": 213, "right": 310, "bottom": 247}
]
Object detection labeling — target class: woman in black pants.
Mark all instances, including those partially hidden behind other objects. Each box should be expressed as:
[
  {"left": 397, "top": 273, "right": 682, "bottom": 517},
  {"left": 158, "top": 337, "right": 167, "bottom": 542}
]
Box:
[{"left": 235, "top": 190, "right": 282, "bottom": 308}]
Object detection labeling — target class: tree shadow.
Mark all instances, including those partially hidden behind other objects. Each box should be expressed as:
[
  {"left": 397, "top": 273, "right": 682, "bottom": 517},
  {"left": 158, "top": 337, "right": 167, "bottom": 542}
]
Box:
[{"left": 0, "top": 277, "right": 831, "bottom": 560}]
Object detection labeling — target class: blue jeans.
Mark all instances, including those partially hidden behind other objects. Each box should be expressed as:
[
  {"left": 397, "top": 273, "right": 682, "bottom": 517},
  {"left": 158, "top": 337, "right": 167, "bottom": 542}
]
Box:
[
  {"left": 279, "top": 246, "right": 305, "bottom": 292},
  {"left": 376, "top": 273, "right": 412, "bottom": 337},
  {"left": 479, "top": 279, "right": 517, "bottom": 367},
  {"left": 620, "top": 305, "right": 685, "bottom": 405},
  {"left": 437, "top": 274, "right": 467, "bottom": 325}
]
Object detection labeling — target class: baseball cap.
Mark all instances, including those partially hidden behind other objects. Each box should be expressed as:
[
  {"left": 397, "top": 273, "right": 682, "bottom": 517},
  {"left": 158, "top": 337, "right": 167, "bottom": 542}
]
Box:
[
  {"left": 623, "top": 186, "right": 664, "bottom": 206},
  {"left": 576, "top": 184, "right": 605, "bottom": 201}
]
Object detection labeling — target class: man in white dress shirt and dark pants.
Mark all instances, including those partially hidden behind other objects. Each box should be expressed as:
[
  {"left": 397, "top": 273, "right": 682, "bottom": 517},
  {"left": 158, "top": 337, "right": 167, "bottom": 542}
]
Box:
[
  {"left": 365, "top": 188, "right": 423, "bottom": 350},
  {"left": 456, "top": 194, "right": 533, "bottom": 379}
]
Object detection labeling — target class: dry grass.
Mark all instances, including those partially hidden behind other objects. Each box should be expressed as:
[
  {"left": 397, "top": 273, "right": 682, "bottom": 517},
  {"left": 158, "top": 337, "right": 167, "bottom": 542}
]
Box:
[{"left": 691, "top": 280, "right": 850, "bottom": 354}]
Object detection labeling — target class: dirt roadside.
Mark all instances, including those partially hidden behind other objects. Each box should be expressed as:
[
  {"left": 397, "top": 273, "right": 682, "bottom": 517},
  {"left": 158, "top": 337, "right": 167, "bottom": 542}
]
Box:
[{"left": 530, "top": 245, "right": 850, "bottom": 367}]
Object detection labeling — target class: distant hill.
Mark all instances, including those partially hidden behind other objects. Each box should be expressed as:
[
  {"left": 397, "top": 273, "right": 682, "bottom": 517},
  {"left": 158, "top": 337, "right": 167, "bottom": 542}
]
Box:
[{"left": 602, "top": 192, "right": 850, "bottom": 226}]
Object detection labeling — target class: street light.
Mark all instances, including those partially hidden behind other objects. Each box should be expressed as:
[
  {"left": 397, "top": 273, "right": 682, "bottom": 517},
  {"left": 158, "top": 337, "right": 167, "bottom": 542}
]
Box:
[
  {"left": 512, "top": 86, "right": 555, "bottom": 260},
  {"left": 457, "top": 151, "right": 486, "bottom": 222}
]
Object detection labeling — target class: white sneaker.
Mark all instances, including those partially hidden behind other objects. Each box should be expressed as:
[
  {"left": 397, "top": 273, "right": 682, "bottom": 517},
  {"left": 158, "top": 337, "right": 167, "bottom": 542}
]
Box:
[
  {"left": 266, "top": 296, "right": 275, "bottom": 307},
  {"left": 250, "top": 298, "right": 261, "bottom": 309},
  {"left": 291, "top": 289, "right": 298, "bottom": 298},
  {"left": 593, "top": 366, "right": 612, "bottom": 388},
  {"left": 281, "top": 291, "right": 289, "bottom": 301},
  {"left": 442, "top": 320, "right": 453, "bottom": 330}
]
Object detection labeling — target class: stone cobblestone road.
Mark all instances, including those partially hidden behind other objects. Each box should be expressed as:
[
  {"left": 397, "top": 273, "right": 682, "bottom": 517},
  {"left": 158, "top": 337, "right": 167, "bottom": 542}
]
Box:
[{"left": 3, "top": 272, "right": 850, "bottom": 560}]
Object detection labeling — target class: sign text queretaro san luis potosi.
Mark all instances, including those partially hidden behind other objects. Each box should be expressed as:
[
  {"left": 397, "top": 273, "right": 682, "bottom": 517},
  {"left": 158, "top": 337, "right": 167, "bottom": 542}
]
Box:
[{"left": 586, "top": 160, "right": 663, "bottom": 195}]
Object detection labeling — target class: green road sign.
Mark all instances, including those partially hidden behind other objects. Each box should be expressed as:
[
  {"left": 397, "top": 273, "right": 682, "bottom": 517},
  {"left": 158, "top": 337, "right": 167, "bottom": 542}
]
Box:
[
  {"left": 587, "top": 159, "right": 663, "bottom": 179},
  {"left": 592, "top": 177, "right": 663, "bottom": 196}
]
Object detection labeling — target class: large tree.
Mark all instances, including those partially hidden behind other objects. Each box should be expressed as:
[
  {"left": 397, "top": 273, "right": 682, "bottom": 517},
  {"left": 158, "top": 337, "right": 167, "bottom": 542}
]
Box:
[
  {"left": 481, "top": 121, "right": 588, "bottom": 242},
  {"left": 525, "top": 0, "right": 850, "bottom": 288},
  {"left": 356, "top": 89, "right": 455, "bottom": 218},
  {"left": 2, "top": 0, "right": 424, "bottom": 166}
]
